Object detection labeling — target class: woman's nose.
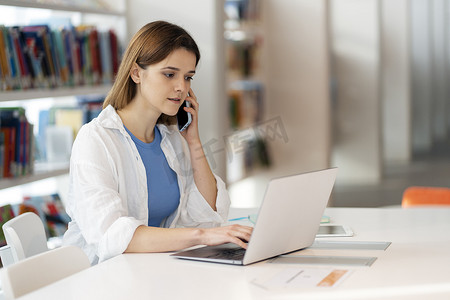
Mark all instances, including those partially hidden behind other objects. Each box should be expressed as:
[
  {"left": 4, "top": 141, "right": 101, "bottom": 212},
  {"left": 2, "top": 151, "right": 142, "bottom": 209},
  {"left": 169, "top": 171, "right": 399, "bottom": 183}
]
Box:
[{"left": 175, "top": 78, "right": 188, "bottom": 93}]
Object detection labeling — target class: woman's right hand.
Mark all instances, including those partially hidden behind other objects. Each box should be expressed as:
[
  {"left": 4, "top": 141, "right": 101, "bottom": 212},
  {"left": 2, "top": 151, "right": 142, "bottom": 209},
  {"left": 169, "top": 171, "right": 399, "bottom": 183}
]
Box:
[{"left": 199, "top": 224, "right": 253, "bottom": 249}]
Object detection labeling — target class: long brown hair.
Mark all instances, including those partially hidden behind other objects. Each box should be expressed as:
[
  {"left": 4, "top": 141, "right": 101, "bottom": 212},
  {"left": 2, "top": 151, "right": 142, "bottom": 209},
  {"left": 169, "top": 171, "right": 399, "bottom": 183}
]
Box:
[{"left": 103, "top": 21, "right": 200, "bottom": 124}]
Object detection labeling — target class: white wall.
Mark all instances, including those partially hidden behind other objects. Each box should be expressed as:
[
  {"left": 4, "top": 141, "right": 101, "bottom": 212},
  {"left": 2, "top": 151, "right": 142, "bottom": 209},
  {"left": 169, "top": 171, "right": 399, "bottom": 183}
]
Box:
[
  {"left": 262, "top": 0, "right": 332, "bottom": 177},
  {"left": 126, "top": 0, "right": 228, "bottom": 179},
  {"left": 329, "top": 0, "right": 382, "bottom": 185},
  {"left": 381, "top": 0, "right": 411, "bottom": 164}
]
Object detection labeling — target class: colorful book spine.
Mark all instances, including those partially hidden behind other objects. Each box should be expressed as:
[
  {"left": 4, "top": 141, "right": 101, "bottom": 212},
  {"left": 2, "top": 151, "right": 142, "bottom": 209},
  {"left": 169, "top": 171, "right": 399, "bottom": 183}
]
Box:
[
  {"left": 0, "top": 127, "right": 16, "bottom": 178},
  {"left": 0, "top": 131, "right": 4, "bottom": 179},
  {"left": 89, "top": 28, "right": 101, "bottom": 85},
  {"left": 0, "top": 107, "right": 34, "bottom": 178},
  {"left": 52, "top": 29, "right": 69, "bottom": 86},
  {"left": 110, "top": 29, "right": 119, "bottom": 76},
  {"left": 22, "top": 26, "right": 53, "bottom": 88},
  {"left": 99, "top": 31, "right": 112, "bottom": 84},
  {"left": 10, "top": 26, "right": 32, "bottom": 89},
  {"left": 0, "top": 26, "right": 11, "bottom": 90},
  {"left": 4, "top": 26, "right": 20, "bottom": 90},
  {"left": 0, "top": 204, "right": 16, "bottom": 246}
]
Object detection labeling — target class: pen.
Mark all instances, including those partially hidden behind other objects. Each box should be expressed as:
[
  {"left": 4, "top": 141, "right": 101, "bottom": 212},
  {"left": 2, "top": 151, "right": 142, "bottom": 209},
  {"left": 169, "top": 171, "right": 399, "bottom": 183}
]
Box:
[{"left": 228, "top": 217, "right": 248, "bottom": 221}]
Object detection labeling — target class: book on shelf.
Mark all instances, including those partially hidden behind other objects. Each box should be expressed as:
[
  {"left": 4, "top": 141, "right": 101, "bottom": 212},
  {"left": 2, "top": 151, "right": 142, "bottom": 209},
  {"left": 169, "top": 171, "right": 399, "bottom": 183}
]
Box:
[
  {"left": 21, "top": 25, "right": 51, "bottom": 89},
  {"left": 109, "top": 29, "right": 120, "bottom": 75},
  {"left": 0, "top": 130, "right": 4, "bottom": 179},
  {"left": 0, "top": 23, "right": 121, "bottom": 91},
  {"left": 1, "top": 25, "right": 19, "bottom": 90},
  {"left": 88, "top": 28, "right": 101, "bottom": 85},
  {"left": 99, "top": 30, "right": 112, "bottom": 84},
  {"left": 228, "top": 80, "right": 264, "bottom": 129},
  {"left": 10, "top": 26, "right": 33, "bottom": 90},
  {"left": 76, "top": 95, "right": 104, "bottom": 123},
  {"left": 54, "top": 107, "right": 84, "bottom": 139},
  {"left": 227, "top": 80, "right": 270, "bottom": 180},
  {"left": 0, "top": 27, "right": 9, "bottom": 90},
  {"left": 0, "top": 204, "right": 15, "bottom": 247},
  {"left": 0, "top": 127, "right": 15, "bottom": 178},
  {"left": 0, "top": 107, "right": 34, "bottom": 178},
  {"left": 34, "top": 98, "right": 104, "bottom": 162},
  {"left": 62, "top": 27, "right": 81, "bottom": 86}
]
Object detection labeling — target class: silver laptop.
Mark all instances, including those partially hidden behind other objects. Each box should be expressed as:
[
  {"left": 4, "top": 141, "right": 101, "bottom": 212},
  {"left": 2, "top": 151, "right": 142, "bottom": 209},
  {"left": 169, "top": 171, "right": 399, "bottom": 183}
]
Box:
[{"left": 171, "top": 168, "right": 338, "bottom": 265}]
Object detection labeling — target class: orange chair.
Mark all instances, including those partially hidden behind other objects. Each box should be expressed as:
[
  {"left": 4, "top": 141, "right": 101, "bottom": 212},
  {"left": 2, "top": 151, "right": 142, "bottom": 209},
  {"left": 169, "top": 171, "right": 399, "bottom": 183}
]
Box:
[{"left": 402, "top": 186, "right": 450, "bottom": 208}]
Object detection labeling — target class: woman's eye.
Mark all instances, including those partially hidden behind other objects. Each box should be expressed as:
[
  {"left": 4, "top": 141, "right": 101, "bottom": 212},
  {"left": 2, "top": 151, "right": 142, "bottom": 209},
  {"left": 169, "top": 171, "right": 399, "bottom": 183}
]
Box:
[
  {"left": 164, "top": 73, "right": 174, "bottom": 78},
  {"left": 185, "top": 76, "right": 194, "bottom": 81}
]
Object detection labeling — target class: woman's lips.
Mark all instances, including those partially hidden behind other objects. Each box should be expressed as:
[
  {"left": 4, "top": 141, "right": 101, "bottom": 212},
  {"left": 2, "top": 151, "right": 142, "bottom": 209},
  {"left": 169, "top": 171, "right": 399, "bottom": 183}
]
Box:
[{"left": 168, "top": 98, "right": 181, "bottom": 103}]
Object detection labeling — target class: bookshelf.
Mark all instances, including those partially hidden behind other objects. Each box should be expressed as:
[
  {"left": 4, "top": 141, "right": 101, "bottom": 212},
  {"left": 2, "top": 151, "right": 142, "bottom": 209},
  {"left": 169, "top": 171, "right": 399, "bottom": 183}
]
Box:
[
  {"left": 224, "top": 0, "right": 269, "bottom": 183},
  {"left": 0, "top": 0, "right": 126, "bottom": 192}
]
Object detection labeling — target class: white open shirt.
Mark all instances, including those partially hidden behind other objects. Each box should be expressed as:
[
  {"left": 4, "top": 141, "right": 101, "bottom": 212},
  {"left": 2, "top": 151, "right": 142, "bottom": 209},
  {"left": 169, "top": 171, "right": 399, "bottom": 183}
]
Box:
[{"left": 63, "top": 105, "right": 230, "bottom": 265}]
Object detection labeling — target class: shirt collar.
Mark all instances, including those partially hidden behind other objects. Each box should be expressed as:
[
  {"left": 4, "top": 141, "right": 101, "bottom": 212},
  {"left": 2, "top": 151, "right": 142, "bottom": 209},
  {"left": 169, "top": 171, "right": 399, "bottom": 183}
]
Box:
[
  {"left": 97, "top": 105, "right": 124, "bottom": 130},
  {"left": 98, "top": 105, "right": 178, "bottom": 137}
]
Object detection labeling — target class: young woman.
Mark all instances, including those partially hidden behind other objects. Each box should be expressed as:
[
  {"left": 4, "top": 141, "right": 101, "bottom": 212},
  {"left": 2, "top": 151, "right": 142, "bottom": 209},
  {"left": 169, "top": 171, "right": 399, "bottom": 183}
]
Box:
[{"left": 63, "top": 21, "right": 252, "bottom": 265}]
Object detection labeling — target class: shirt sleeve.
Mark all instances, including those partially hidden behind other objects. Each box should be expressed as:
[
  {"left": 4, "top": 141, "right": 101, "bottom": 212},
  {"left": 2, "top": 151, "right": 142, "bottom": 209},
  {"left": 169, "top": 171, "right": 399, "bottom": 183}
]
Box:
[
  {"left": 159, "top": 126, "right": 231, "bottom": 229},
  {"left": 67, "top": 127, "right": 145, "bottom": 263},
  {"left": 176, "top": 173, "right": 231, "bottom": 228}
]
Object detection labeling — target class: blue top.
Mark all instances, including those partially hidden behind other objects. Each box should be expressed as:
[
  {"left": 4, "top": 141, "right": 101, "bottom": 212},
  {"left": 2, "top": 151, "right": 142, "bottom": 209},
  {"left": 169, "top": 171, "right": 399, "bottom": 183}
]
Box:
[{"left": 124, "top": 125, "right": 180, "bottom": 227}]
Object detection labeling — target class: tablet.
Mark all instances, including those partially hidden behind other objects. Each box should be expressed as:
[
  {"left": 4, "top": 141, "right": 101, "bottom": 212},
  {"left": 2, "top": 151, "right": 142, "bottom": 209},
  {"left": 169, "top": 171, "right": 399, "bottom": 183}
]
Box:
[{"left": 316, "top": 224, "right": 353, "bottom": 237}]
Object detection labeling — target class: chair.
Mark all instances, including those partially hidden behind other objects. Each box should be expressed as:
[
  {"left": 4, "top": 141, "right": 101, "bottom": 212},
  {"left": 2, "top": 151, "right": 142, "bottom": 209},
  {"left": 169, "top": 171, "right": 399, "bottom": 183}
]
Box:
[
  {"left": 0, "top": 212, "right": 48, "bottom": 267},
  {"left": 402, "top": 186, "right": 450, "bottom": 207},
  {"left": 0, "top": 245, "right": 90, "bottom": 299}
]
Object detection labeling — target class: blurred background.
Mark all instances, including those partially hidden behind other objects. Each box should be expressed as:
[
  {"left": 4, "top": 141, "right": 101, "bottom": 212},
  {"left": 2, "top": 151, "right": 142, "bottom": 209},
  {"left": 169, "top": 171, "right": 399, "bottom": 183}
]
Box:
[{"left": 1, "top": 0, "right": 449, "bottom": 210}]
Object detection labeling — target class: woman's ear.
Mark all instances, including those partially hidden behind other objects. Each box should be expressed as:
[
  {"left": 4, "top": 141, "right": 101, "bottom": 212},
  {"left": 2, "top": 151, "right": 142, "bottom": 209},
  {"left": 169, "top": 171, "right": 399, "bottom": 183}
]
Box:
[{"left": 130, "top": 63, "right": 141, "bottom": 84}]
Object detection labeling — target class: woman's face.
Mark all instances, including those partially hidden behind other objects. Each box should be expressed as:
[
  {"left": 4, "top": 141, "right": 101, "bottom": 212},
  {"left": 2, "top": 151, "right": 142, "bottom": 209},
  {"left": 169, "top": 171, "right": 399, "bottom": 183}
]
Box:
[{"left": 133, "top": 48, "right": 196, "bottom": 116}]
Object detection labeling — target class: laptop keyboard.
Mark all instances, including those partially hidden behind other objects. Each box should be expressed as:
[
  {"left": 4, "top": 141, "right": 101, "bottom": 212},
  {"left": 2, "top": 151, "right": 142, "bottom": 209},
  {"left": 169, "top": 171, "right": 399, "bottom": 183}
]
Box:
[{"left": 206, "top": 247, "right": 246, "bottom": 260}]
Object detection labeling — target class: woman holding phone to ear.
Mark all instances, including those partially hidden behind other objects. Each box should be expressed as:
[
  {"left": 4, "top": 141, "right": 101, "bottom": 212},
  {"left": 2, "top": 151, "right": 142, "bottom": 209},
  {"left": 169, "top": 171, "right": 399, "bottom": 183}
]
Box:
[{"left": 63, "top": 21, "right": 252, "bottom": 265}]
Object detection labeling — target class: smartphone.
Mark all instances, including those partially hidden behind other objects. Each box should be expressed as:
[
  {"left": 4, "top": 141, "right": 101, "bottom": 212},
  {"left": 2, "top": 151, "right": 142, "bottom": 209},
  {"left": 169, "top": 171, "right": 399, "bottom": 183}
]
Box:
[
  {"left": 316, "top": 225, "right": 353, "bottom": 237},
  {"left": 177, "top": 101, "right": 192, "bottom": 132}
]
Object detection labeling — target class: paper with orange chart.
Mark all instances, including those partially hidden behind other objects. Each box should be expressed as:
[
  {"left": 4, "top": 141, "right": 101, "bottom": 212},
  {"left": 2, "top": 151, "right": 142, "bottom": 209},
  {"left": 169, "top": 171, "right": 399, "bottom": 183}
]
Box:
[{"left": 251, "top": 268, "right": 352, "bottom": 290}]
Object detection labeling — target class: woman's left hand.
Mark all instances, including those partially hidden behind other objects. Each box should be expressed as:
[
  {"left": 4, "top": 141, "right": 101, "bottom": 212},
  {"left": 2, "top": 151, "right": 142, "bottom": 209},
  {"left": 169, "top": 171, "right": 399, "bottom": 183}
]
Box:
[
  {"left": 180, "top": 88, "right": 201, "bottom": 145},
  {"left": 180, "top": 88, "right": 218, "bottom": 207}
]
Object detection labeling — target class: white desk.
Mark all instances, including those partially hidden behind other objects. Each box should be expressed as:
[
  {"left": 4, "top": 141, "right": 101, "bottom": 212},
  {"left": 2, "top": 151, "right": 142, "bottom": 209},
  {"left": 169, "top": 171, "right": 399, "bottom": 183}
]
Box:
[{"left": 18, "top": 207, "right": 450, "bottom": 300}]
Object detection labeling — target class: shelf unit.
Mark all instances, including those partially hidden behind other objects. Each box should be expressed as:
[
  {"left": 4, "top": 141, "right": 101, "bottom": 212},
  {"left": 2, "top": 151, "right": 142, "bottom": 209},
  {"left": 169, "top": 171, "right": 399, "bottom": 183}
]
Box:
[
  {"left": 0, "top": 162, "right": 69, "bottom": 190},
  {"left": 224, "top": 0, "right": 269, "bottom": 184},
  {"left": 0, "top": 0, "right": 125, "bottom": 191},
  {"left": 0, "top": 85, "right": 112, "bottom": 102},
  {"left": 0, "top": 83, "right": 112, "bottom": 190}
]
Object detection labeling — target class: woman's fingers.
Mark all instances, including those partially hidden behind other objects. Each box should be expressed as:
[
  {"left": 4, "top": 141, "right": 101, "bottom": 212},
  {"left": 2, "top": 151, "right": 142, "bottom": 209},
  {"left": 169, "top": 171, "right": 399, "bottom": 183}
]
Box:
[
  {"left": 227, "top": 225, "right": 253, "bottom": 248},
  {"left": 188, "top": 87, "right": 197, "bottom": 101},
  {"left": 231, "top": 236, "right": 248, "bottom": 249},
  {"left": 186, "top": 88, "right": 199, "bottom": 112},
  {"left": 202, "top": 225, "right": 253, "bottom": 249},
  {"left": 231, "top": 224, "right": 253, "bottom": 241}
]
